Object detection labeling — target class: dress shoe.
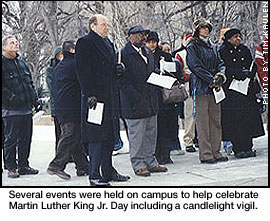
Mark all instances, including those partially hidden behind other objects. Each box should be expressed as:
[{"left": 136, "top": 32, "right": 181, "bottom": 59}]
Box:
[
  {"left": 235, "top": 151, "right": 248, "bottom": 159},
  {"left": 111, "top": 173, "right": 130, "bottom": 182},
  {"left": 216, "top": 156, "right": 229, "bottom": 162},
  {"left": 77, "top": 169, "right": 88, "bottom": 176},
  {"left": 8, "top": 169, "right": 20, "bottom": 178},
  {"left": 200, "top": 159, "right": 217, "bottom": 164},
  {"left": 186, "top": 146, "right": 196, "bottom": 152},
  {"left": 90, "top": 179, "right": 111, "bottom": 186},
  {"left": 47, "top": 167, "right": 71, "bottom": 180},
  {"left": 245, "top": 150, "right": 256, "bottom": 157},
  {"left": 149, "top": 165, "right": 168, "bottom": 173},
  {"left": 135, "top": 168, "right": 151, "bottom": 177},
  {"left": 18, "top": 166, "right": 39, "bottom": 175}
]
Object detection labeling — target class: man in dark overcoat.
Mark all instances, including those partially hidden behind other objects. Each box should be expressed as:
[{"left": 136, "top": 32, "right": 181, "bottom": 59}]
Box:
[
  {"left": 47, "top": 40, "right": 89, "bottom": 180},
  {"left": 218, "top": 28, "right": 265, "bottom": 158},
  {"left": 118, "top": 26, "right": 168, "bottom": 177},
  {"left": 75, "top": 14, "right": 129, "bottom": 186}
]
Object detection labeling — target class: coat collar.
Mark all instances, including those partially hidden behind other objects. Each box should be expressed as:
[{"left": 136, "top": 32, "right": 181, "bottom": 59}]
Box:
[{"left": 87, "top": 30, "right": 115, "bottom": 64}]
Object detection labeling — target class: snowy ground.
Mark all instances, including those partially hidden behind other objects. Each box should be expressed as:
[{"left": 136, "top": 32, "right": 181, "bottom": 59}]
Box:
[{"left": 1, "top": 124, "right": 268, "bottom": 187}]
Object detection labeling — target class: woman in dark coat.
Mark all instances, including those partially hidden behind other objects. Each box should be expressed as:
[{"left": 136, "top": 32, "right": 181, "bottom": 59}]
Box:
[
  {"left": 146, "top": 32, "right": 184, "bottom": 164},
  {"left": 218, "top": 28, "right": 265, "bottom": 158}
]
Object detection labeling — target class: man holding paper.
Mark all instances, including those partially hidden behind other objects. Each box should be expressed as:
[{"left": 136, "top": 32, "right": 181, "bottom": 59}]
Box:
[
  {"left": 75, "top": 14, "right": 129, "bottom": 186},
  {"left": 119, "top": 25, "right": 168, "bottom": 177},
  {"left": 218, "top": 28, "right": 265, "bottom": 158}
]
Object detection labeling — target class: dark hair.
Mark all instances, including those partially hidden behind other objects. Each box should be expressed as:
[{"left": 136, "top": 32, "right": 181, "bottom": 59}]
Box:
[{"left": 62, "top": 40, "right": 75, "bottom": 52}]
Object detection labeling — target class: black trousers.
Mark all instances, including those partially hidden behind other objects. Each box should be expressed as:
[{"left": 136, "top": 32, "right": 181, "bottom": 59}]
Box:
[
  {"left": 231, "top": 135, "right": 253, "bottom": 154},
  {"left": 3, "top": 114, "right": 33, "bottom": 170},
  {"left": 49, "top": 121, "right": 89, "bottom": 171},
  {"left": 53, "top": 116, "right": 61, "bottom": 155},
  {"left": 88, "top": 140, "right": 115, "bottom": 181}
]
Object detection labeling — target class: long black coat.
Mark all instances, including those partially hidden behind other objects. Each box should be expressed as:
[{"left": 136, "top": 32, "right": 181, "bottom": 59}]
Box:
[
  {"left": 75, "top": 30, "right": 119, "bottom": 143},
  {"left": 218, "top": 42, "right": 265, "bottom": 140},
  {"left": 52, "top": 52, "right": 81, "bottom": 124},
  {"left": 118, "top": 42, "right": 159, "bottom": 119}
]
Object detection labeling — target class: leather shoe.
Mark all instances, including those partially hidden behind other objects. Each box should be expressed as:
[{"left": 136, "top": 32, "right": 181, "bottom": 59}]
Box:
[
  {"left": 111, "top": 173, "right": 130, "bottom": 182},
  {"left": 8, "top": 169, "right": 20, "bottom": 178},
  {"left": 216, "top": 156, "right": 229, "bottom": 162},
  {"left": 149, "top": 165, "right": 168, "bottom": 173},
  {"left": 245, "top": 151, "right": 256, "bottom": 158},
  {"left": 18, "top": 166, "right": 39, "bottom": 175},
  {"left": 77, "top": 169, "right": 88, "bottom": 176},
  {"left": 47, "top": 167, "right": 71, "bottom": 180},
  {"left": 235, "top": 151, "right": 248, "bottom": 159},
  {"left": 135, "top": 168, "right": 151, "bottom": 177},
  {"left": 200, "top": 159, "right": 217, "bottom": 164},
  {"left": 90, "top": 179, "right": 111, "bottom": 186}
]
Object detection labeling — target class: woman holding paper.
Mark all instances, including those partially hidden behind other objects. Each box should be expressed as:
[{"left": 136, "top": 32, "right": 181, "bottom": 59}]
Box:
[
  {"left": 146, "top": 31, "right": 184, "bottom": 164},
  {"left": 218, "top": 28, "right": 265, "bottom": 158},
  {"left": 186, "top": 18, "right": 228, "bottom": 164}
]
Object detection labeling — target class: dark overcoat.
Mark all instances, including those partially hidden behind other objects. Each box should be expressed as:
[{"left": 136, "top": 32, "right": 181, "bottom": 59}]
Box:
[
  {"left": 75, "top": 30, "right": 119, "bottom": 143},
  {"left": 118, "top": 42, "right": 159, "bottom": 119},
  {"left": 53, "top": 51, "right": 81, "bottom": 124},
  {"left": 218, "top": 42, "right": 265, "bottom": 140}
]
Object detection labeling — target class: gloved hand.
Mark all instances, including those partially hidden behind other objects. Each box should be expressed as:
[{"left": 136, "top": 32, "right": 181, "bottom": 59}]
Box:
[
  {"left": 87, "top": 96, "right": 97, "bottom": 110},
  {"left": 34, "top": 99, "right": 43, "bottom": 112},
  {"left": 234, "top": 70, "right": 250, "bottom": 80},
  {"left": 115, "top": 63, "right": 125, "bottom": 77},
  {"left": 214, "top": 72, "right": 227, "bottom": 86}
]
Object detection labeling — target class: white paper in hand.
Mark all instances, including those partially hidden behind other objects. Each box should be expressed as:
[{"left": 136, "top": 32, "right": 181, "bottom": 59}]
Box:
[
  {"left": 213, "top": 87, "right": 226, "bottom": 104},
  {"left": 87, "top": 102, "right": 104, "bottom": 125},
  {"left": 33, "top": 110, "right": 44, "bottom": 121},
  {"left": 160, "top": 59, "right": 176, "bottom": 73},
  {"left": 229, "top": 78, "right": 250, "bottom": 95},
  {"left": 147, "top": 72, "right": 177, "bottom": 89}
]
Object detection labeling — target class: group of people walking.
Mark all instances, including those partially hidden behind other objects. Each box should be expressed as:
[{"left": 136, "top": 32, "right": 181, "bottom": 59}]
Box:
[{"left": 2, "top": 14, "right": 267, "bottom": 186}]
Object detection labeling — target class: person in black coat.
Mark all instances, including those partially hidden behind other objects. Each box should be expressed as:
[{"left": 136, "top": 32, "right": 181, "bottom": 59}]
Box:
[
  {"left": 218, "top": 28, "right": 265, "bottom": 158},
  {"left": 119, "top": 26, "right": 168, "bottom": 177},
  {"left": 145, "top": 32, "right": 184, "bottom": 164},
  {"left": 75, "top": 14, "right": 130, "bottom": 186},
  {"left": 47, "top": 40, "right": 89, "bottom": 180}
]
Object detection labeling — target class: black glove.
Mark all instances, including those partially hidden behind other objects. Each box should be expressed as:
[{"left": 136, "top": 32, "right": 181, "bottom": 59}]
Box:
[
  {"left": 115, "top": 63, "right": 125, "bottom": 77},
  {"left": 87, "top": 96, "right": 97, "bottom": 109},
  {"left": 234, "top": 70, "right": 249, "bottom": 80},
  {"left": 34, "top": 99, "right": 43, "bottom": 112}
]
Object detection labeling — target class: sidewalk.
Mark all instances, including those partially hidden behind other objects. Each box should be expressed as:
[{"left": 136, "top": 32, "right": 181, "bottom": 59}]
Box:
[{"left": 1, "top": 124, "right": 268, "bottom": 186}]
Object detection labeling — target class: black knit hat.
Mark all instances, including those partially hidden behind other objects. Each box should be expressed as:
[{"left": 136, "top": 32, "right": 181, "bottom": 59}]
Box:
[
  {"left": 224, "top": 28, "right": 241, "bottom": 41},
  {"left": 146, "top": 31, "right": 159, "bottom": 42}
]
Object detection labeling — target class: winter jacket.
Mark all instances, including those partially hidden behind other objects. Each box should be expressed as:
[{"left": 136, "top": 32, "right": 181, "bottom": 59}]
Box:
[
  {"left": 2, "top": 54, "right": 38, "bottom": 110},
  {"left": 218, "top": 42, "right": 265, "bottom": 140},
  {"left": 75, "top": 30, "right": 120, "bottom": 143},
  {"left": 186, "top": 37, "right": 225, "bottom": 96},
  {"left": 118, "top": 41, "right": 159, "bottom": 119},
  {"left": 46, "top": 46, "right": 62, "bottom": 117},
  {"left": 52, "top": 51, "right": 81, "bottom": 124}
]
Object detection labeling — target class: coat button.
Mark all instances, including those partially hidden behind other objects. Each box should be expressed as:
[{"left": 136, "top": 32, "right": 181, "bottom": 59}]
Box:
[
  {"left": 241, "top": 57, "right": 245, "bottom": 61},
  {"left": 230, "top": 50, "right": 233, "bottom": 53},
  {"left": 238, "top": 49, "right": 241, "bottom": 52},
  {"left": 233, "top": 58, "right": 236, "bottom": 62}
]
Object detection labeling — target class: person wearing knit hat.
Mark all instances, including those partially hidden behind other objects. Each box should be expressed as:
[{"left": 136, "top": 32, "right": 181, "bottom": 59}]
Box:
[
  {"left": 218, "top": 28, "right": 265, "bottom": 159},
  {"left": 186, "top": 17, "right": 228, "bottom": 164}
]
